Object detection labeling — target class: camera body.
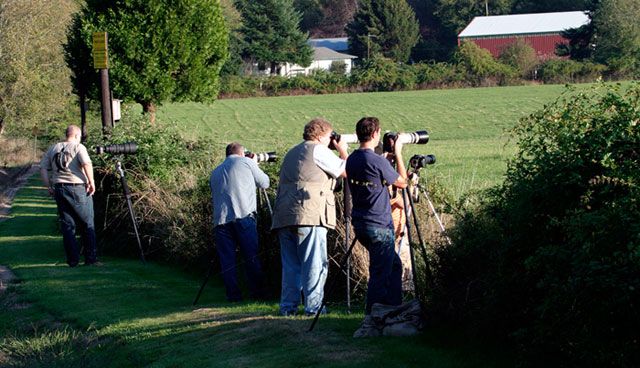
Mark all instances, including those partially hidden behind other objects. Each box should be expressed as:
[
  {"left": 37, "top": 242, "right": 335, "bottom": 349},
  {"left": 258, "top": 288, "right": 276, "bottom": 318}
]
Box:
[
  {"left": 409, "top": 154, "right": 436, "bottom": 169},
  {"left": 382, "top": 130, "right": 429, "bottom": 153},
  {"left": 245, "top": 151, "right": 278, "bottom": 163},
  {"left": 96, "top": 142, "right": 138, "bottom": 155}
]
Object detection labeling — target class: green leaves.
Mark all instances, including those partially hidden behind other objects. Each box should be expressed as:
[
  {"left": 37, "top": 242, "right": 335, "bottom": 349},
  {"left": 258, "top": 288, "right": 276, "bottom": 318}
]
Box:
[
  {"left": 65, "top": 0, "right": 229, "bottom": 112},
  {"left": 346, "top": 0, "right": 419, "bottom": 63}
]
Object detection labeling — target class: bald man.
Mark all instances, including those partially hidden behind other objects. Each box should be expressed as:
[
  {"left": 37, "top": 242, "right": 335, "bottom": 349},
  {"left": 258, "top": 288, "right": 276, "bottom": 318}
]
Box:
[{"left": 40, "top": 125, "right": 98, "bottom": 267}]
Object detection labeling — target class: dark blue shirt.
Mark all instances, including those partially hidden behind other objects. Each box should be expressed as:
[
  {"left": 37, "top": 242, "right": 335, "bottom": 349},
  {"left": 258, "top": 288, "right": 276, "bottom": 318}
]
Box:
[{"left": 346, "top": 148, "right": 399, "bottom": 229}]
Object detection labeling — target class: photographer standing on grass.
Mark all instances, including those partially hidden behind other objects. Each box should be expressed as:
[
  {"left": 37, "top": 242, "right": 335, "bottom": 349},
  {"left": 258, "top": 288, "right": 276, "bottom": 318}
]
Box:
[
  {"left": 346, "top": 117, "right": 407, "bottom": 337},
  {"left": 272, "top": 118, "right": 348, "bottom": 316},
  {"left": 210, "top": 142, "right": 270, "bottom": 302},
  {"left": 40, "top": 125, "right": 98, "bottom": 267}
]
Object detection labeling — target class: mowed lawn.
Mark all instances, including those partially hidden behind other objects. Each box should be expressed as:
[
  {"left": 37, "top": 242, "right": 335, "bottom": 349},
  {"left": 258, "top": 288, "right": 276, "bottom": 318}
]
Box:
[
  {"left": 0, "top": 177, "right": 512, "bottom": 367},
  {"left": 158, "top": 84, "right": 582, "bottom": 197}
]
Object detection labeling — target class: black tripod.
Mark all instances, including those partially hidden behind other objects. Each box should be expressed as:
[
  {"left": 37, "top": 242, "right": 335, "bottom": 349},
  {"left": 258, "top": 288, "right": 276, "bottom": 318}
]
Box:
[
  {"left": 193, "top": 187, "right": 273, "bottom": 306},
  {"left": 115, "top": 160, "right": 146, "bottom": 264}
]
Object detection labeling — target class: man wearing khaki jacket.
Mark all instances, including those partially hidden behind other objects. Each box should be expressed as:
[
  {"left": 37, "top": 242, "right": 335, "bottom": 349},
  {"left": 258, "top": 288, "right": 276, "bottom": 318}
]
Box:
[{"left": 272, "top": 118, "right": 348, "bottom": 316}]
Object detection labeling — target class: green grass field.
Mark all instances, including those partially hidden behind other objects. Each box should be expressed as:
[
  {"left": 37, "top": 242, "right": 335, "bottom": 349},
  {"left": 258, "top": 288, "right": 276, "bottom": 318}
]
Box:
[
  {"left": 158, "top": 84, "right": 581, "bottom": 197},
  {"left": 0, "top": 177, "right": 512, "bottom": 367}
]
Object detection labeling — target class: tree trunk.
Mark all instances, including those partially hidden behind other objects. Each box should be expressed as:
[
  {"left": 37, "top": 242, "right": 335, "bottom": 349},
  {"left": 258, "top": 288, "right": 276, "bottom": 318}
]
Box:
[
  {"left": 270, "top": 61, "right": 277, "bottom": 75},
  {"left": 0, "top": 116, "right": 5, "bottom": 136},
  {"left": 142, "top": 101, "right": 156, "bottom": 125},
  {"left": 79, "top": 91, "right": 88, "bottom": 142}
]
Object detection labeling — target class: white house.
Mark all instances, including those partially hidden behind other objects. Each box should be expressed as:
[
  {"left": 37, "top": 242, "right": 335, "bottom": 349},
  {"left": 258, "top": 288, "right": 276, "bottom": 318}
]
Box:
[
  {"left": 248, "top": 37, "right": 357, "bottom": 76},
  {"left": 277, "top": 47, "right": 357, "bottom": 76}
]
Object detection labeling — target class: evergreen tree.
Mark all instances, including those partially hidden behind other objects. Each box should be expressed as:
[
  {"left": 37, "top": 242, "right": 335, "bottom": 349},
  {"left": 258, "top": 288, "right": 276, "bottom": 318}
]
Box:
[
  {"left": 592, "top": 0, "right": 640, "bottom": 75},
  {"left": 346, "top": 0, "right": 420, "bottom": 62},
  {"left": 65, "top": 0, "right": 229, "bottom": 124},
  {"left": 236, "top": 0, "right": 313, "bottom": 74}
]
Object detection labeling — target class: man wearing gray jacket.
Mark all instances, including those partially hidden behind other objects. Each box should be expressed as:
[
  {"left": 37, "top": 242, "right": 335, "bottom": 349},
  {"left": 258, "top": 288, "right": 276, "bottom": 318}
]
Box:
[{"left": 210, "top": 142, "right": 270, "bottom": 301}]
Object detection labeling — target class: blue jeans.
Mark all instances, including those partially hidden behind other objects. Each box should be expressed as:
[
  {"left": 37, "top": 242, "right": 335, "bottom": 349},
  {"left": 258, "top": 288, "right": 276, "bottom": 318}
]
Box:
[
  {"left": 214, "top": 216, "right": 265, "bottom": 301},
  {"left": 279, "top": 226, "right": 328, "bottom": 315},
  {"left": 354, "top": 224, "right": 402, "bottom": 314},
  {"left": 53, "top": 184, "right": 97, "bottom": 267}
]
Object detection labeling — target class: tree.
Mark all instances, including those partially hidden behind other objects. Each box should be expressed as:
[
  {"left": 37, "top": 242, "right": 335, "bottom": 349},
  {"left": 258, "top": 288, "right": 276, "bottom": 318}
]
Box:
[
  {"left": 0, "top": 0, "right": 77, "bottom": 136},
  {"left": 236, "top": 0, "right": 313, "bottom": 75},
  {"left": 592, "top": 0, "right": 640, "bottom": 76},
  {"left": 346, "top": 0, "right": 420, "bottom": 63},
  {"left": 295, "top": 0, "right": 357, "bottom": 37},
  {"left": 65, "top": 0, "right": 229, "bottom": 124}
]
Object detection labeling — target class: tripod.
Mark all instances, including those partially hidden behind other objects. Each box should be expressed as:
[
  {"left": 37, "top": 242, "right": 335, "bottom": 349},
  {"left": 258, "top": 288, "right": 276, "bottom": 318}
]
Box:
[
  {"left": 115, "top": 160, "right": 146, "bottom": 264},
  {"left": 192, "top": 187, "right": 273, "bottom": 306}
]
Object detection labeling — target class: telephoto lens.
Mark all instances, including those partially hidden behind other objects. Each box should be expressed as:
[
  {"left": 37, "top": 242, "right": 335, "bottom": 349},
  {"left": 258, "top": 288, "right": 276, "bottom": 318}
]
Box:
[
  {"left": 383, "top": 130, "right": 429, "bottom": 153},
  {"left": 329, "top": 131, "right": 358, "bottom": 150},
  {"left": 409, "top": 154, "right": 436, "bottom": 169},
  {"left": 246, "top": 151, "right": 278, "bottom": 163},
  {"left": 95, "top": 142, "right": 138, "bottom": 155}
]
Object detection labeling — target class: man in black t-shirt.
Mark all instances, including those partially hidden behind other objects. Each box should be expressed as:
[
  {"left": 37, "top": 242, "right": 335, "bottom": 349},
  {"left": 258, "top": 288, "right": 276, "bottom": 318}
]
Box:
[{"left": 346, "top": 117, "right": 408, "bottom": 337}]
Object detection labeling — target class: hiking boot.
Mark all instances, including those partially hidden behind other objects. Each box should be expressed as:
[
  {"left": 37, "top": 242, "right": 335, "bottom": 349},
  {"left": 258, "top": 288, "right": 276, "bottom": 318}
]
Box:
[{"left": 353, "top": 315, "right": 381, "bottom": 338}]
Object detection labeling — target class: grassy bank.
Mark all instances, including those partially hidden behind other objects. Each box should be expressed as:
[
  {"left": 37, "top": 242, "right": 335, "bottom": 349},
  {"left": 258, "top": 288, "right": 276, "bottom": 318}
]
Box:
[{"left": 0, "top": 176, "right": 512, "bottom": 367}]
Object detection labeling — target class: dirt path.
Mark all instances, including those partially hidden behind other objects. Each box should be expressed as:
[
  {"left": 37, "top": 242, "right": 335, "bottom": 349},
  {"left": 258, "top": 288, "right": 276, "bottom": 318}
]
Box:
[
  {"left": 0, "top": 165, "right": 38, "bottom": 222},
  {"left": 0, "top": 164, "right": 38, "bottom": 293}
]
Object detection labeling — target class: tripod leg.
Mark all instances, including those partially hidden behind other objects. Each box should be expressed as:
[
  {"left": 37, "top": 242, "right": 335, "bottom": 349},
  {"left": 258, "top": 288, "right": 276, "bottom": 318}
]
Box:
[
  {"left": 260, "top": 188, "right": 273, "bottom": 217},
  {"left": 308, "top": 237, "right": 358, "bottom": 332},
  {"left": 419, "top": 186, "right": 452, "bottom": 245},
  {"left": 405, "top": 187, "right": 432, "bottom": 284},
  {"left": 193, "top": 259, "right": 216, "bottom": 305},
  {"left": 401, "top": 189, "right": 422, "bottom": 300},
  {"left": 117, "top": 161, "right": 146, "bottom": 264}
]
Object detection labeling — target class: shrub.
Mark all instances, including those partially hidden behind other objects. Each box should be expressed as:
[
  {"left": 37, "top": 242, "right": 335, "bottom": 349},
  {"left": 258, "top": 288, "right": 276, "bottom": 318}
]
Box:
[
  {"left": 350, "top": 56, "right": 418, "bottom": 92},
  {"left": 414, "top": 62, "right": 464, "bottom": 88},
  {"left": 498, "top": 39, "right": 539, "bottom": 79},
  {"left": 429, "top": 82, "right": 640, "bottom": 366},
  {"left": 454, "top": 42, "right": 517, "bottom": 86},
  {"left": 538, "top": 59, "right": 606, "bottom": 84}
]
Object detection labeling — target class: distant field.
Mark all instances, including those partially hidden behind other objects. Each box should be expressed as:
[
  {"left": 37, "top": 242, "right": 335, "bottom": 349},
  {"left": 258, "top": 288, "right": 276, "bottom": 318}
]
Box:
[{"left": 158, "top": 84, "right": 583, "bottom": 198}]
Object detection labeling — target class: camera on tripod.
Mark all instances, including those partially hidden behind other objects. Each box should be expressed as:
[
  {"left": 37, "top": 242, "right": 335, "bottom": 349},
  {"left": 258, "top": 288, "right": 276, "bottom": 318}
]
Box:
[
  {"left": 382, "top": 130, "right": 429, "bottom": 153},
  {"left": 409, "top": 154, "right": 436, "bottom": 169},
  {"left": 245, "top": 151, "right": 278, "bottom": 163},
  {"left": 96, "top": 142, "right": 138, "bottom": 155}
]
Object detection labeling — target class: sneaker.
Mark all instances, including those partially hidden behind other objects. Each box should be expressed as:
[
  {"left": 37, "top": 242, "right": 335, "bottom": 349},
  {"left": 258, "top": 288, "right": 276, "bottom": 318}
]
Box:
[{"left": 353, "top": 315, "right": 381, "bottom": 338}]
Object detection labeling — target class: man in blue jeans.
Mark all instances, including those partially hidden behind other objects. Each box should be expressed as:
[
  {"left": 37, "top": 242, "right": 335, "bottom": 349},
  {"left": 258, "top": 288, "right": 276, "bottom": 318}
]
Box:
[
  {"left": 40, "top": 125, "right": 98, "bottom": 267},
  {"left": 346, "top": 117, "right": 407, "bottom": 336},
  {"left": 272, "top": 118, "right": 348, "bottom": 316},
  {"left": 210, "top": 142, "right": 270, "bottom": 302}
]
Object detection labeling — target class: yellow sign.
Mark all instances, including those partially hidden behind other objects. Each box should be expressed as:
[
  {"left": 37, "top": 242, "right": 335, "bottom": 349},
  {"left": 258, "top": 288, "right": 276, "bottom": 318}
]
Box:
[{"left": 92, "top": 32, "right": 108, "bottom": 69}]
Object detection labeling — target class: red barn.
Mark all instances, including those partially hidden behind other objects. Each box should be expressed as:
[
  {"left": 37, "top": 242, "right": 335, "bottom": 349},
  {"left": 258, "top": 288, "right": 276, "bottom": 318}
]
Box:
[{"left": 458, "top": 11, "right": 590, "bottom": 60}]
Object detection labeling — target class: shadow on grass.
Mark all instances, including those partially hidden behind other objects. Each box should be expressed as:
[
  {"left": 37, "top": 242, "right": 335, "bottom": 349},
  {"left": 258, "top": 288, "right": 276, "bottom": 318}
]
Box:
[{"left": 0, "top": 175, "right": 513, "bottom": 368}]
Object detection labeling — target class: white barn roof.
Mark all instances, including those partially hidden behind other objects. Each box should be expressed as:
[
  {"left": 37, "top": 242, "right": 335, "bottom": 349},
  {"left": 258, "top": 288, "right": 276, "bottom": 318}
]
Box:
[{"left": 458, "top": 11, "right": 590, "bottom": 38}]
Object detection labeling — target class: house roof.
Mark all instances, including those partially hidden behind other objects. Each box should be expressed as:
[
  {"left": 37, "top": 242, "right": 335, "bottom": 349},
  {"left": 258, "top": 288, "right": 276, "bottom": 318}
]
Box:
[
  {"left": 458, "top": 11, "right": 590, "bottom": 38},
  {"left": 313, "top": 47, "right": 357, "bottom": 61},
  {"left": 308, "top": 37, "right": 349, "bottom": 51}
]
